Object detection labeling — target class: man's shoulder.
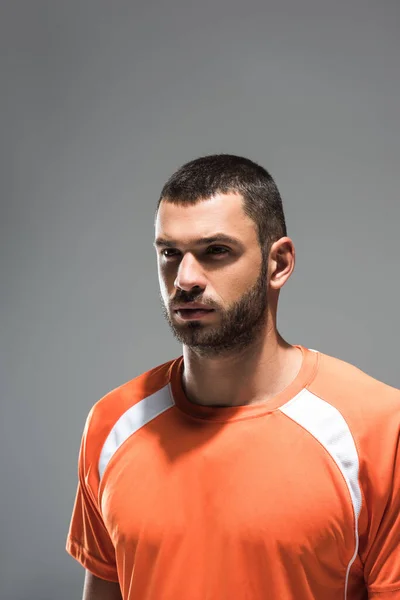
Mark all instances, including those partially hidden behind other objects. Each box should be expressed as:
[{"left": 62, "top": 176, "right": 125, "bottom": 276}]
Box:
[
  {"left": 309, "top": 349, "right": 400, "bottom": 420},
  {"left": 83, "top": 356, "right": 181, "bottom": 445}
]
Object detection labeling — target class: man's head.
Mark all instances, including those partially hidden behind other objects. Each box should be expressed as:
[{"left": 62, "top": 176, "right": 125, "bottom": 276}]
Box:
[{"left": 154, "top": 154, "right": 294, "bottom": 356}]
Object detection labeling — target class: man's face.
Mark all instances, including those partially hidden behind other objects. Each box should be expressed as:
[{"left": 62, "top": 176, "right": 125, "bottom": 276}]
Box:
[{"left": 155, "top": 193, "right": 269, "bottom": 356}]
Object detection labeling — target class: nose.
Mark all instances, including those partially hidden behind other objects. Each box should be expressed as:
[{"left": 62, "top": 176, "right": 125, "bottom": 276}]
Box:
[{"left": 174, "top": 253, "right": 207, "bottom": 292}]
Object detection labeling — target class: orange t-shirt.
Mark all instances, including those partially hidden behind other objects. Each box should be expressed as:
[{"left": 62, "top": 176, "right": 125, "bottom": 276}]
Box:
[{"left": 66, "top": 346, "right": 400, "bottom": 599}]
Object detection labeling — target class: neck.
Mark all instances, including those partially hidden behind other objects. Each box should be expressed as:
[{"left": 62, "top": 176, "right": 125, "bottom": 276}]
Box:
[{"left": 181, "top": 325, "right": 303, "bottom": 408}]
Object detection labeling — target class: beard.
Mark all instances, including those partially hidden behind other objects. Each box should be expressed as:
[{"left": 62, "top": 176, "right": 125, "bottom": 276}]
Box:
[{"left": 160, "top": 259, "right": 269, "bottom": 357}]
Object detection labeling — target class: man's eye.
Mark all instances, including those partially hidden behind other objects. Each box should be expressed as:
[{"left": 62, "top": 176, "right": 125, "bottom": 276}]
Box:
[
  {"left": 160, "top": 247, "right": 229, "bottom": 259},
  {"left": 161, "top": 249, "right": 179, "bottom": 258},
  {"left": 207, "top": 246, "right": 229, "bottom": 255}
]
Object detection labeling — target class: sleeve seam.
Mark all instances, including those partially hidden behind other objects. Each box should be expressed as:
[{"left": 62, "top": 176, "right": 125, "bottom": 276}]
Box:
[
  {"left": 68, "top": 536, "right": 114, "bottom": 567},
  {"left": 66, "top": 536, "right": 118, "bottom": 582},
  {"left": 368, "top": 587, "right": 400, "bottom": 595}
]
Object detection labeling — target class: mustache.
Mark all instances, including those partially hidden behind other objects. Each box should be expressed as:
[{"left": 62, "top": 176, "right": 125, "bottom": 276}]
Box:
[{"left": 171, "top": 291, "right": 216, "bottom": 308}]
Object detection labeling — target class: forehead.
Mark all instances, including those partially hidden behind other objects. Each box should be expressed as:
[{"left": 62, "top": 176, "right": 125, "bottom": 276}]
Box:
[{"left": 155, "top": 192, "right": 257, "bottom": 243}]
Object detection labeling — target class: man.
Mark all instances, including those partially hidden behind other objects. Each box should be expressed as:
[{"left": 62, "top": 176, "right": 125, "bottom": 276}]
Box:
[{"left": 66, "top": 155, "right": 400, "bottom": 600}]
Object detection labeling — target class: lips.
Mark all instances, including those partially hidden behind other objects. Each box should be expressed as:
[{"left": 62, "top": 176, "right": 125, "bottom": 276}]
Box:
[
  {"left": 173, "top": 304, "right": 214, "bottom": 311},
  {"left": 177, "top": 308, "right": 213, "bottom": 313},
  {"left": 174, "top": 307, "right": 215, "bottom": 320}
]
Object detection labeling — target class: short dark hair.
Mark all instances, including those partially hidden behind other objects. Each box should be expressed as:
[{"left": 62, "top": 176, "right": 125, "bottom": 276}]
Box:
[{"left": 156, "top": 154, "right": 287, "bottom": 252}]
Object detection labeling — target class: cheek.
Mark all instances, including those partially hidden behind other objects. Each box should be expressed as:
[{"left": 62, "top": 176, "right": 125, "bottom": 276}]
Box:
[
  {"left": 211, "top": 269, "right": 254, "bottom": 304},
  {"left": 158, "top": 263, "right": 175, "bottom": 295}
]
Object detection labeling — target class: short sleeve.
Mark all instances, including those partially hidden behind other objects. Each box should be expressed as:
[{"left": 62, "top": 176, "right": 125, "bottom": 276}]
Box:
[
  {"left": 364, "top": 432, "right": 400, "bottom": 597},
  {"left": 66, "top": 421, "right": 119, "bottom": 582}
]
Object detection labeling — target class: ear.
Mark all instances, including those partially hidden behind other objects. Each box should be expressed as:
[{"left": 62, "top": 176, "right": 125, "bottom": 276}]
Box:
[{"left": 268, "top": 237, "right": 296, "bottom": 291}]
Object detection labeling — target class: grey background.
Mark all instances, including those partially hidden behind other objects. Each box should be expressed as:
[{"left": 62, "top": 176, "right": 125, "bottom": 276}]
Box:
[{"left": 1, "top": 1, "right": 399, "bottom": 598}]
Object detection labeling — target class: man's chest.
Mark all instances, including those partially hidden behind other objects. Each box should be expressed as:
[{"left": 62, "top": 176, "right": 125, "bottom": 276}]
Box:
[{"left": 99, "top": 414, "right": 357, "bottom": 576}]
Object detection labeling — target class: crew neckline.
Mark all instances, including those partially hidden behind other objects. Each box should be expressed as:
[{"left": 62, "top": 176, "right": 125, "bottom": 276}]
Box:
[{"left": 169, "top": 346, "right": 319, "bottom": 422}]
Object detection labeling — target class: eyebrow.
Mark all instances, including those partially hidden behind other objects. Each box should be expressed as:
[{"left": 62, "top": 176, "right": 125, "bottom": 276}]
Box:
[{"left": 153, "top": 233, "right": 242, "bottom": 248}]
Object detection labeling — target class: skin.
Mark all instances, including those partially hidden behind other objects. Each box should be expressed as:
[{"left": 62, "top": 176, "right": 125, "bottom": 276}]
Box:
[
  {"left": 155, "top": 191, "right": 302, "bottom": 408},
  {"left": 81, "top": 191, "right": 301, "bottom": 598},
  {"left": 82, "top": 572, "right": 122, "bottom": 600}
]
